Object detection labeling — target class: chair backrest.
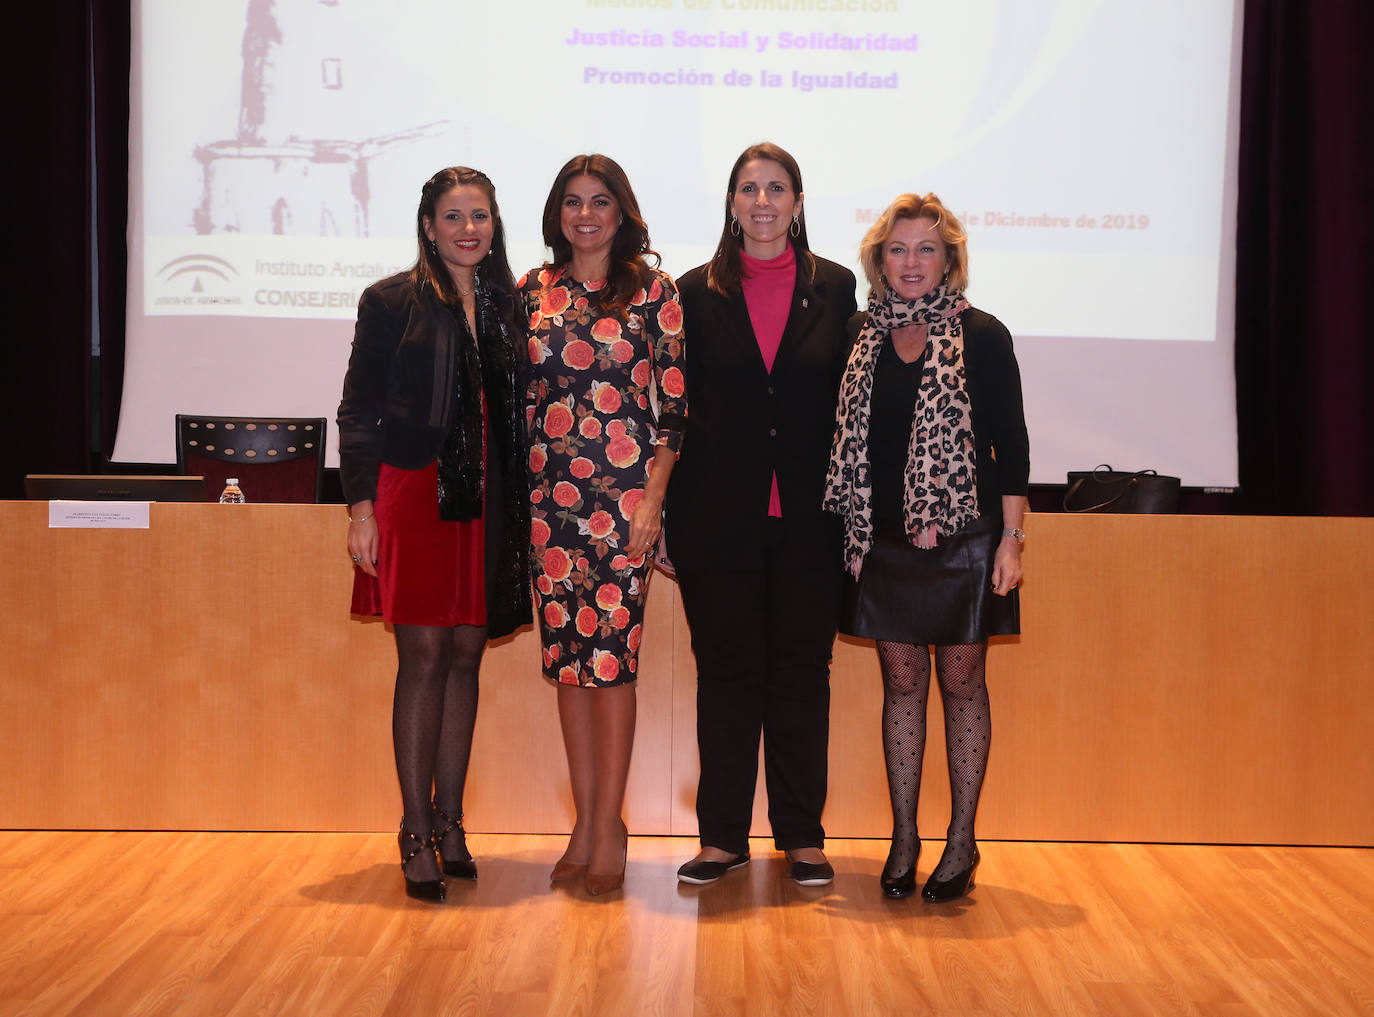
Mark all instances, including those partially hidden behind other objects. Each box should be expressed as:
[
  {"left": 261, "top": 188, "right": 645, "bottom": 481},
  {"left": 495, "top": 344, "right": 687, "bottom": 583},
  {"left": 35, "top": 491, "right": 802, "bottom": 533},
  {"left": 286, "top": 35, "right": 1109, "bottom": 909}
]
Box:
[{"left": 175, "top": 415, "right": 327, "bottom": 503}]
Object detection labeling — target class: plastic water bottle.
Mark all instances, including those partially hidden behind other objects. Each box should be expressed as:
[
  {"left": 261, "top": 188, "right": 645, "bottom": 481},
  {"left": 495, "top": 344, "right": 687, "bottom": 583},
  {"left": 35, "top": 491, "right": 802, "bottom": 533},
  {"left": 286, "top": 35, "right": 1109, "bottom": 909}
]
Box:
[{"left": 219, "top": 478, "right": 246, "bottom": 504}]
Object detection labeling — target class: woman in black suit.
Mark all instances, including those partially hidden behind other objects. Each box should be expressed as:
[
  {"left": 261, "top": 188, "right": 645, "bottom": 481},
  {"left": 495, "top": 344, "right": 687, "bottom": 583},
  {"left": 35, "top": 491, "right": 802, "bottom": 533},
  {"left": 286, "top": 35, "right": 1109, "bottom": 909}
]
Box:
[
  {"left": 668, "top": 143, "right": 856, "bottom": 887},
  {"left": 824, "top": 193, "right": 1029, "bottom": 902},
  {"left": 337, "top": 166, "right": 531, "bottom": 902}
]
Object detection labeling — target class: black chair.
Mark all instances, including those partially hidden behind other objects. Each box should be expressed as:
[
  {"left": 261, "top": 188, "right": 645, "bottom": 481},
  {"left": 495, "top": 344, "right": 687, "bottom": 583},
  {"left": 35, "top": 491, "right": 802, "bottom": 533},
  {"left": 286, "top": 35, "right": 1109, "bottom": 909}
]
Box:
[{"left": 175, "top": 415, "right": 327, "bottom": 503}]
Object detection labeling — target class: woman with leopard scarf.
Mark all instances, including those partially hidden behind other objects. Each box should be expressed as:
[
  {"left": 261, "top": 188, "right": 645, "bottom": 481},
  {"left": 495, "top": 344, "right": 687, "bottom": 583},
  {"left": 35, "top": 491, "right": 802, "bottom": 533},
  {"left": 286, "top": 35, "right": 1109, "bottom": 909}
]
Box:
[{"left": 824, "top": 193, "right": 1029, "bottom": 903}]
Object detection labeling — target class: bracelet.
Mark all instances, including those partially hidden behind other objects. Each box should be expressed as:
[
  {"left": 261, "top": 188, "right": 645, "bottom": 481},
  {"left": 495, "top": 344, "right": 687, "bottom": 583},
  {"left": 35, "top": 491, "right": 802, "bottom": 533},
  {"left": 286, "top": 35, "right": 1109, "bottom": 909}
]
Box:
[
  {"left": 348, "top": 511, "right": 374, "bottom": 524},
  {"left": 652, "top": 429, "right": 683, "bottom": 460},
  {"left": 1002, "top": 527, "right": 1025, "bottom": 543}
]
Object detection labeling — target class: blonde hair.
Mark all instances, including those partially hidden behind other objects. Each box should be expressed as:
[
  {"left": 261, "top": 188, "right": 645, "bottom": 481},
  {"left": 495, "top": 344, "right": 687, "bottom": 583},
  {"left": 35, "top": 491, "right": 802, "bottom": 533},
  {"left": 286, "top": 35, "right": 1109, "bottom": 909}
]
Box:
[{"left": 858, "top": 193, "right": 969, "bottom": 298}]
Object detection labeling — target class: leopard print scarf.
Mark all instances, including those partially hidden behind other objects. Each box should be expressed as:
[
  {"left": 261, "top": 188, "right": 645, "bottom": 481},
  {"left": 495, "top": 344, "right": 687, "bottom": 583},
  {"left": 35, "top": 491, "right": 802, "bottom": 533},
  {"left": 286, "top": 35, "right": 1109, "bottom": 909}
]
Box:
[{"left": 823, "top": 284, "right": 978, "bottom": 577}]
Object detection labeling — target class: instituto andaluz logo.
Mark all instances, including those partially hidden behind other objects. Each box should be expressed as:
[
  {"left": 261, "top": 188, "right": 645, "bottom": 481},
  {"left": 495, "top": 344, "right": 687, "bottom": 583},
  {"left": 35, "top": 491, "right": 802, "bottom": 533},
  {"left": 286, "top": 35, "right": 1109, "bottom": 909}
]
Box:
[{"left": 153, "top": 254, "right": 244, "bottom": 308}]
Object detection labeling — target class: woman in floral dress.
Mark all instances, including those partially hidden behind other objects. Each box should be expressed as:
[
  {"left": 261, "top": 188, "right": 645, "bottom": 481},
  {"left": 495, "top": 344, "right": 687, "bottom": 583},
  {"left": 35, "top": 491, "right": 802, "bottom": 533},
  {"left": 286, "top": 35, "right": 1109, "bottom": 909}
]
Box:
[{"left": 520, "top": 154, "right": 686, "bottom": 895}]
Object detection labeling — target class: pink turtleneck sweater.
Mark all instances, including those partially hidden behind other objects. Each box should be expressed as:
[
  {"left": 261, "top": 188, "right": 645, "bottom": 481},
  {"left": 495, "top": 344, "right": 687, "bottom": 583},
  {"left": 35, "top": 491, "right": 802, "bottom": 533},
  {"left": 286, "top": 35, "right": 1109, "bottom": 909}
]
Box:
[{"left": 740, "top": 244, "right": 796, "bottom": 517}]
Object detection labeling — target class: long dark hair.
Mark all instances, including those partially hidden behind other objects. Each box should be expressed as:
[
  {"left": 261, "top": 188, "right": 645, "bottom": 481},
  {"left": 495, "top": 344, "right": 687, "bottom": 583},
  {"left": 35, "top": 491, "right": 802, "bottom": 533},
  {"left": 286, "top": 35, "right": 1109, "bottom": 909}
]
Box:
[
  {"left": 705, "top": 142, "right": 816, "bottom": 296},
  {"left": 540, "top": 154, "right": 659, "bottom": 317},
  {"left": 410, "top": 166, "right": 518, "bottom": 309}
]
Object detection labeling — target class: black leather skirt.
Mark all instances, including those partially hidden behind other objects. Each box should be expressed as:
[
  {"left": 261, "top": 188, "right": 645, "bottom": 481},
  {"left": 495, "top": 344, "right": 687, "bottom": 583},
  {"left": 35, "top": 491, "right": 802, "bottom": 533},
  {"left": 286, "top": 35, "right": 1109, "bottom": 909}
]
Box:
[{"left": 840, "top": 514, "right": 1020, "bottom": 644}]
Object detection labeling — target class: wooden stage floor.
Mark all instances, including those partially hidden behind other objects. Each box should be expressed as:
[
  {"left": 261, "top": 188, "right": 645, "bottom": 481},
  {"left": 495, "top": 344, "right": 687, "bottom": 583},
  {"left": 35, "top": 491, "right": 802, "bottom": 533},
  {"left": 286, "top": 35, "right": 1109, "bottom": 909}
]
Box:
[{"left": 2, "top": 832, "right": 1370, "bottom": 1017}]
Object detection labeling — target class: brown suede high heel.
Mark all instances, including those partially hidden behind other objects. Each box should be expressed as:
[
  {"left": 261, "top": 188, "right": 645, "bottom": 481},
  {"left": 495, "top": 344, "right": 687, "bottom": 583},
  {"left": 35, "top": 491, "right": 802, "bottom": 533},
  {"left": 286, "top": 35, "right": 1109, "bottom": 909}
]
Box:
[
  {"left": 585, "top": 822, "right": 628, "bottom": 896},
  {"left": 551, "top": 825, "right": 590, "bottom": 882},
  {"left": 550, "top": 857, "right": 590, "bottom": 883}
]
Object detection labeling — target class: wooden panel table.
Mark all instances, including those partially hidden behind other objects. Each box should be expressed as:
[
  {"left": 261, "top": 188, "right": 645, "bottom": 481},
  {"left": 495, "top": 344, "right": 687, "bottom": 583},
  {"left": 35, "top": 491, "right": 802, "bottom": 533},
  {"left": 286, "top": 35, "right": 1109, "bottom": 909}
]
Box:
[{"left": 3, "top": 502, "right": 1371, "bottom": 845}]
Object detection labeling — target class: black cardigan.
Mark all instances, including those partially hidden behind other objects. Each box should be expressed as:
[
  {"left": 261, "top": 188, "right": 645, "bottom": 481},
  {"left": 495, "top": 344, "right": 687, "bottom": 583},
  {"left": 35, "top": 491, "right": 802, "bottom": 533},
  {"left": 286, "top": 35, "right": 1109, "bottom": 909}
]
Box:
[
  {"left": 336, "top": 271, "right": 532, "bottom": 636},
  {"left": 850, "top": 306, "right": 1030, "bottom": 524},
  {"left": 666, "top": 254, "right": 858, "bottom": 570}
]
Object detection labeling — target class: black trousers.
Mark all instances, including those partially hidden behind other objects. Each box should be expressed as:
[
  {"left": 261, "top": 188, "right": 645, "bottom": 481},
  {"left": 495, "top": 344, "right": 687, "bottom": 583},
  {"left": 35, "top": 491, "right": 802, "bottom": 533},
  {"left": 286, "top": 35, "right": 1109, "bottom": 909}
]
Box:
[{"left": 676, "top": 524, "right": 843, "bottom": 855}]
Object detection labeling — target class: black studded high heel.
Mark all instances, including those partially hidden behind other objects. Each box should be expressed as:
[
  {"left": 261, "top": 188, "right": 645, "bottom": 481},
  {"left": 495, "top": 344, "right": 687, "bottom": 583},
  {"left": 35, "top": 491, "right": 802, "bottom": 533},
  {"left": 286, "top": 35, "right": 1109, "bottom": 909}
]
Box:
[
  {"left": 921, "top": 846, "right": 979, "bottom": 903},
  {"left": 432, "top": 803, "right": 478, "bottom": 881},
  {"left": 398, "top": 822, "right": 445, "bottom": 903}
]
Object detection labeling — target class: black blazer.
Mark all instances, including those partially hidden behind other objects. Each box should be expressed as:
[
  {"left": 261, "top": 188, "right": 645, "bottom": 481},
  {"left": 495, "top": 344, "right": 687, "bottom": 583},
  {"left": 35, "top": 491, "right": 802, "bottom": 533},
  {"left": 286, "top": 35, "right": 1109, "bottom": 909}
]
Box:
[
  {"left": 667, "top": 254, "right": 857, "bottom": 570},
  {"left": 336, "top": 271, "right": 525, "bottom": 507}
]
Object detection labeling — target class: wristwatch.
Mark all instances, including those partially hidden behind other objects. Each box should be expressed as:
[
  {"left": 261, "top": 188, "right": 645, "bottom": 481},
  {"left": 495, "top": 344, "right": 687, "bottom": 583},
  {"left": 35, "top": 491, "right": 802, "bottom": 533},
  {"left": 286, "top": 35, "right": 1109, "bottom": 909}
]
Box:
[{"left": 1002, "top": 527, "right": 1026, "bottom": 543}]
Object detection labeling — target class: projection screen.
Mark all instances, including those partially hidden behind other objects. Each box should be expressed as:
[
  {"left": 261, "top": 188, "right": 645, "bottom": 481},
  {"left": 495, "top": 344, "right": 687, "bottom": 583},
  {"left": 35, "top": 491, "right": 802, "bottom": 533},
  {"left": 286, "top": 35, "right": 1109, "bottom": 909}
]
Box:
[{"left": 118, "top": 0, "right": 1243, "bottom": 489}]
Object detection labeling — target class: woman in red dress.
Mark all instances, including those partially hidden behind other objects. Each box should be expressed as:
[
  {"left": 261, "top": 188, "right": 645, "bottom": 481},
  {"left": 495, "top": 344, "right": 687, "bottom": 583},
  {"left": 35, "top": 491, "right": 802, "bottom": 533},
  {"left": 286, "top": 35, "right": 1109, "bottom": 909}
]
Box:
[{"left": 337, "top": 167, "right": 531, "bottom": 902}]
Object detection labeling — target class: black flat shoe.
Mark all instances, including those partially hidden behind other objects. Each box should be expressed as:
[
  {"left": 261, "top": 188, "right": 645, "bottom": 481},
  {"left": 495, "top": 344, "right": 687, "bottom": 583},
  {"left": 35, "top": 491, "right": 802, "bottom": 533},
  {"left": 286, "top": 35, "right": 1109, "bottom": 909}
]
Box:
[
  {"left": 677, "top": 852, "right": 750, "bottom": 885},
  {"left": 787, "top": 855, "right": 835, "bottom": 887},
  {"left": 432, "top": 803, "right": 478, "bottom": 881},
  {"left": 921, "top": 847, "right": 980, "bottom": 903},
  {"left": 398, "top": 823, "right": 445, "bottom": 903}
]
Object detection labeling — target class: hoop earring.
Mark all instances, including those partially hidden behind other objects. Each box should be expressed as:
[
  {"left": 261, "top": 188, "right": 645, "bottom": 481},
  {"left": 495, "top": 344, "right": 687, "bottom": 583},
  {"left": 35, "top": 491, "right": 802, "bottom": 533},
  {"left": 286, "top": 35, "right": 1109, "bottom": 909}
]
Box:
[
  {"left": 730, "top": 214, "right": 741, "bottom": 237},
  {"left": 790, "top": 216, "right": 801, "bottom": 238}
]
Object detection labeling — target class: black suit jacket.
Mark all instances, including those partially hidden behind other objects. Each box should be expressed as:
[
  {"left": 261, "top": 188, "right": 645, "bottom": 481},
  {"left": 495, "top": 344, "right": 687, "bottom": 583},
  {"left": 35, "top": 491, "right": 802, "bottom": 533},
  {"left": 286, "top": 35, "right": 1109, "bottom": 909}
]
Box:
[{"left": 667, "top": 254, "right": 857, "bottom": 571}]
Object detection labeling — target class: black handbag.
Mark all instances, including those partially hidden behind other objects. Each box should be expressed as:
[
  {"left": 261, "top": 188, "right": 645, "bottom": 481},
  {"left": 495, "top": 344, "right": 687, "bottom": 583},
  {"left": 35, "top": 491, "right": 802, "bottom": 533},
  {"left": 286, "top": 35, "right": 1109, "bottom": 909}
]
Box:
[{"left": 1062, "top": 465, "right": 1181, "bottom": 513}]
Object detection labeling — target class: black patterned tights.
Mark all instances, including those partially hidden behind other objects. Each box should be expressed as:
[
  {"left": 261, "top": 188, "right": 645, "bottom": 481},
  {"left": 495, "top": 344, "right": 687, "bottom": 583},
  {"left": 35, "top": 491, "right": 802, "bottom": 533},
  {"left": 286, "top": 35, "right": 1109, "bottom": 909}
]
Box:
[
  {"left": 876, "top": 640, "right": 991, "bottom": 881},
  {"left": 393, "top": 623, "right": 486, "bottom": 880}
]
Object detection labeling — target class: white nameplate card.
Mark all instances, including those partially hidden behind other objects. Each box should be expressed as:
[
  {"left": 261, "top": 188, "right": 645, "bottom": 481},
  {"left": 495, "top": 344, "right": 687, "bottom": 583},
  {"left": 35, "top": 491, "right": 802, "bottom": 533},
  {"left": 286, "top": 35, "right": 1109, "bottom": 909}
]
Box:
[{"left": 48, "top": 501, "right": 152, "bottom": 529}]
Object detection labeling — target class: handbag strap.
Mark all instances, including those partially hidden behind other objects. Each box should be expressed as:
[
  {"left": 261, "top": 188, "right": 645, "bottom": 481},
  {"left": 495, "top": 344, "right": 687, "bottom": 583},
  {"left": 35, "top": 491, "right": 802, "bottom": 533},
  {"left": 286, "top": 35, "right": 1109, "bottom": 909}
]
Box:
[
  {"left": 1063, "top": 475, "right": 1140, "bottom": 512},
  {"left": 1063, "top": 464, "right": 1162, "bottom": 512}
]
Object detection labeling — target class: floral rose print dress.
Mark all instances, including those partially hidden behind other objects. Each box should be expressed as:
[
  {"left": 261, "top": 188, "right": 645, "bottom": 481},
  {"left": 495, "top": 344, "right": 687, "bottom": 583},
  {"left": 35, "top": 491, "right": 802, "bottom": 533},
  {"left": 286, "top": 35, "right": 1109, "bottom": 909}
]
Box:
[{"left": 520, "top": 266, "right": 687, "bottom": 687}]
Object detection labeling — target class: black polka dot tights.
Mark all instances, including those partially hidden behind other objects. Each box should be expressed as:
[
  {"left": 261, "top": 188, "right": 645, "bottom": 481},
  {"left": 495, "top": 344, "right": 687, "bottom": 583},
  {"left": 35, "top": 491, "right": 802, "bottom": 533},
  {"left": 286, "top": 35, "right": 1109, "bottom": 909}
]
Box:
[{"left": 876, "top": 641, "right": 990, "bottom": 881}]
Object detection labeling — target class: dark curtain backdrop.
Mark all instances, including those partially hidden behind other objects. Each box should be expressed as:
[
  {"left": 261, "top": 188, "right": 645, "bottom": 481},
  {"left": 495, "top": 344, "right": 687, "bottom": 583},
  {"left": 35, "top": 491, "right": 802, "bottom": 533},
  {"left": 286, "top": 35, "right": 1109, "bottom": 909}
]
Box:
[
  {"left": 2, "top": 2, "right": 1371, "bottom": 514},
  {"left": 1, "top": 5, "right": 102, "bottom": 497},
  {"left": 93, "top": 1, "right": 131, "bottom": 475},
  {"left": 2, "top": 2, "right": 128, "bottom": 499},
  {"left": 1235, "top": 0, "right": 1373, "bottom": 515}
]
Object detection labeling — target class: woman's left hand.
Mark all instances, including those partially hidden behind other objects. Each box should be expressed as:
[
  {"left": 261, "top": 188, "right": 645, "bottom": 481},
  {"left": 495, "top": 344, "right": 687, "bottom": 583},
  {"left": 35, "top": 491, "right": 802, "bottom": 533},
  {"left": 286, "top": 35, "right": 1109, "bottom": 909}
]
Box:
[
  {"left": 626, "top": 489, "right": 663, "bottom": 560},
  {"left": 991, "top": 537, "right": 1023, "bottom": 596}
]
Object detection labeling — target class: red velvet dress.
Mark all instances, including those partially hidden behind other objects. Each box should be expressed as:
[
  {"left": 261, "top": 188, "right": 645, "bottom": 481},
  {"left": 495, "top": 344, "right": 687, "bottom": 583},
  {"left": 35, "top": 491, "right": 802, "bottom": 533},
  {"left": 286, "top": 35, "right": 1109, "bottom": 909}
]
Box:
[{"left": 350, "top": 405, "right": 487, "bottom": 627}]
